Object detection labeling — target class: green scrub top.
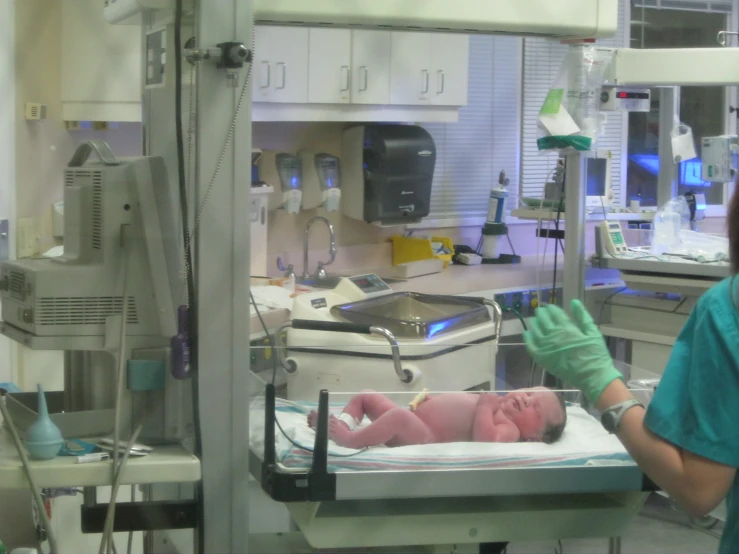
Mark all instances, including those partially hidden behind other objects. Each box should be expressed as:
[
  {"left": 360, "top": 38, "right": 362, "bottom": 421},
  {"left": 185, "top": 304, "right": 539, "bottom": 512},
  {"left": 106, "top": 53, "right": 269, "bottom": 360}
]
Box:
[{"left": 645, "top": 277, "right": 739, "bottom": 554}]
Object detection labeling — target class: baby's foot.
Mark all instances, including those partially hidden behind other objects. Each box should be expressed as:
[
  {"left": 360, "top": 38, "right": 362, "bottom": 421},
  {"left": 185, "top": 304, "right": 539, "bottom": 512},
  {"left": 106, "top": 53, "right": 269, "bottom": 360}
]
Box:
[
  {"left": 307, "top": 410, "right": 318, "bottom": 429},
  {"left": 328, "top": 416, "right": 356, "bottom": 448}
]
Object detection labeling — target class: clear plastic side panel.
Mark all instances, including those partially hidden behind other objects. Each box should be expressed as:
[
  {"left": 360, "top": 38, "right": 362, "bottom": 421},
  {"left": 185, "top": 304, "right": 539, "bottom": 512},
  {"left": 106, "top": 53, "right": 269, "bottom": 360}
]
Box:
[{"left": 248, "top": 321, "right": 659, "bottom": 474}]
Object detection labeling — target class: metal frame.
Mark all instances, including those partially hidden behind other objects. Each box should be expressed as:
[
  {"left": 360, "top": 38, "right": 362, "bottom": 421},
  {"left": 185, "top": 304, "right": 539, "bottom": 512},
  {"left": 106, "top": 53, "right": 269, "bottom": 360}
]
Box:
[
  {"left": 253, "top": 384, "right": 656, "bottom": 504},
  {"left": 563, "top": 152, "right": 587, "bottom": 310},
  {"left": 194, "top": 3, "right": 253, "bottom": 553}
]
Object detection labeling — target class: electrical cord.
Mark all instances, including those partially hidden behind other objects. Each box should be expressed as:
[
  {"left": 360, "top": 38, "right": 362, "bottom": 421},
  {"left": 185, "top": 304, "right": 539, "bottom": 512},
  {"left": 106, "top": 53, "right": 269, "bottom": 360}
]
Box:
[
  {"left": 249, "top": 291, "right": 368, "bottom": 459},
  {"left": 597, "top": 287, "right": 627, "bottom": 328},
  {"left": 126, "top": 486, "right": 135, "bottom": 554},
  {"left": 174, "top": 0, "right": 195, "bottom": 317},
  {"left": 100, "top": 226, "right": 132, "bottom": 554},
  {"left": 188, "top": 27, "right": 254, "bottom": 244},
  {"left": 173, "top": 4, "right": 205, "bottom": 551},
  {"left": 99, "top": 419, "right": 145, "bottom": 554},
  {"left": 552, "top": 166, "right": 565, "bottom": 304},
  {"left": 0, "top": 394, "right": 60, "bottom": 554},
  {"left": 503, "top": 306, "right": 527, "bottom": 331}
]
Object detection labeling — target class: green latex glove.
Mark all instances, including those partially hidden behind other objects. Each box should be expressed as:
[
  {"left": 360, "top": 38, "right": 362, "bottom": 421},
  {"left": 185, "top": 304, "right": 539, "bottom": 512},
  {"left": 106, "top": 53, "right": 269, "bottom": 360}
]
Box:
[{"left": 523, "top": 299, "right": 623, "bottom": 404}]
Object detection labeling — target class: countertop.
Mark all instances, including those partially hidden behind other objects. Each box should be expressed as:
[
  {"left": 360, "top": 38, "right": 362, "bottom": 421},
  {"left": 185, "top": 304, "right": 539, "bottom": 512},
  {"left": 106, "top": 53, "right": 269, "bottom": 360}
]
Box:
[
  {"left": 249, "top": 257, "right": 622, "bottom": 337},
  {"left": 390, "top": 257, "right": 621, "bottom": 296}
]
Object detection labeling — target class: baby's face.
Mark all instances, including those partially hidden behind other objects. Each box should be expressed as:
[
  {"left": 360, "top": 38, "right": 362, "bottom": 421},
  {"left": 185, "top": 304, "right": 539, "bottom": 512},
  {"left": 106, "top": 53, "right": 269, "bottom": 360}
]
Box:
[{"left": 500, "top": 387, "right": 564, "bottom": 442}]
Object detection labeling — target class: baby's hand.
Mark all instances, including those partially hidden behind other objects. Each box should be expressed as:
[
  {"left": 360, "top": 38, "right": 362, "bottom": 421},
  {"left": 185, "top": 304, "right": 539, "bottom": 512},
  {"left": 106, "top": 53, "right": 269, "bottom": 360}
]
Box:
[{"left": 477, "top": 393, "right": 501, "bottom": 411}]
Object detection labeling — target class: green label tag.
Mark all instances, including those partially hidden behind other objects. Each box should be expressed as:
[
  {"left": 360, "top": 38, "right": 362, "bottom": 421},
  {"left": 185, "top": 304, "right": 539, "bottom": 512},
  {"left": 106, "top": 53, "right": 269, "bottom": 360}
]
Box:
[
  {"left": 708, "top": 166, "right": 714, "bottom": 177},
  {"left": 540, "top": 89, "right": 564, "bottom": 115}
]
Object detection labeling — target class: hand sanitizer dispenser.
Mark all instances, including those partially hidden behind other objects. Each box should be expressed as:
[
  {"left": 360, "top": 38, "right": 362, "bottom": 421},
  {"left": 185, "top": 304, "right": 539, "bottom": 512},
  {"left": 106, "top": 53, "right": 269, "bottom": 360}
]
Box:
[
  {"left": 276, "top": 154, "right": 303, "bottom": 215},
  {"left": 316, "top": 154, "right": 342, "bottom": 213},
  {"left": 300, "top": 151, "right": 342, "bottom": 212}
]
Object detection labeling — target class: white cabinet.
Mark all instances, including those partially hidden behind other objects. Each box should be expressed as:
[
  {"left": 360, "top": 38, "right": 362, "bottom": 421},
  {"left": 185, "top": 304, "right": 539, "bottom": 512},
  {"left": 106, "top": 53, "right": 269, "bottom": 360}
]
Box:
[
  {"left": 252, "top": 26, "right": 468, "bottom": 121},
  {"left": 252, "top": 26, "right": 309, "bottom": 104},
  {"left": 308, "top": 29, "right": 352, "bottom": 104},
  {"left": 351, "top": 30, "right": 392, "bottom": 105},
  {"left": 61, "top": 0, "right": 142, "bottom": 122},
  {"left": 305, "top": 29, "right": 392, "bottom": 105},
  {"left": 390, "top": 33, "right": 433, "bottom": 105},
  {"left": 431, "top": 34, "right": 470, "bottom": 106},
  {"left": 390, "top": 32, "right": 469, "bottom": 107}
]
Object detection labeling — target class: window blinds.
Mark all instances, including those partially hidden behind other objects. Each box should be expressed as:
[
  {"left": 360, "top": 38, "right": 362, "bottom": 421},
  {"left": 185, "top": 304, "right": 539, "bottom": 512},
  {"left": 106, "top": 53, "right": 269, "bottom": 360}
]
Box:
[
  {"left": 633, "top": 0, "right": 732, "bottom": 12},
  {"left": 520, "top": 0, "right": 628, "bottom": 204},
  {"left": 424, "top": 35, "right": 522, "bottom": 222}
]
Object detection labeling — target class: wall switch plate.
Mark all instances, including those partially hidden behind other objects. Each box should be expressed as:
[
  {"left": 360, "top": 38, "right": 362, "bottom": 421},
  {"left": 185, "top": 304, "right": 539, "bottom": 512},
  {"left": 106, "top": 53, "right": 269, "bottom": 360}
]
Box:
[
  {"left": 17, "top": 218, "right": 38, "bottom": 258},
  {"left": 24, "top": 103, "right": 47, "bottom": 121}
]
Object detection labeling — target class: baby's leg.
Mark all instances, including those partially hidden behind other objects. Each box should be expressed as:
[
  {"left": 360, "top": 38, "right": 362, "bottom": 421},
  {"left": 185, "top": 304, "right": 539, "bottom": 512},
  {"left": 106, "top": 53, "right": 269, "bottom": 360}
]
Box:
[
  {"left": 308, "top": 390, "right": 397, "bottom": 428},
  {"left": 329, "top": 408, "right": 435, "bottom": 449}
]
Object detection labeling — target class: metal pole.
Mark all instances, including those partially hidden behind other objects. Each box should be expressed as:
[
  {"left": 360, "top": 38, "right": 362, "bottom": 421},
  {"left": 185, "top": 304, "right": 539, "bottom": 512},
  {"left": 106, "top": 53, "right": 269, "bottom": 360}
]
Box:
[
  {"left": 657, "top": 87, "right": 680, "bottom": 207},
  {"left": 196, "top": 1, "right": 253, "bottom": 552},
  {"left": 563, "top": 152, "right": 587, "bottom": 310}
]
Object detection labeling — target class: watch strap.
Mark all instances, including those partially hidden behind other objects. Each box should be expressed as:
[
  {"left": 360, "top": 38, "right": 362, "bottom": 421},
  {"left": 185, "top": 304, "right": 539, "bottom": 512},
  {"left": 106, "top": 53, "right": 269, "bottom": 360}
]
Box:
[{"left": 602, "top": 398, "right": 644, "bottom": 433}]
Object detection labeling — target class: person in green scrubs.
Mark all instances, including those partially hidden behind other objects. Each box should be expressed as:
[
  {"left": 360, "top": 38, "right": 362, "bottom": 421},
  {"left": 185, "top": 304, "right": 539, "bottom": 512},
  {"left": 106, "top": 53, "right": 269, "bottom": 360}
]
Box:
[{"left": 524, "top": 191, "right": 739, "bottom": 554}]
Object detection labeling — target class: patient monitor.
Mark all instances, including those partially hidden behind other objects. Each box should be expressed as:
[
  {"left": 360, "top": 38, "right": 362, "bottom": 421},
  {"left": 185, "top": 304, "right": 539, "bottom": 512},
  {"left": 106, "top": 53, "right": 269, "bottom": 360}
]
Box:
[
  {"left": 584, "top": 150, "right": 614, "bottom": 210},
  {"left": 0, "top": 141, "right": 182, "bottom": 342}
]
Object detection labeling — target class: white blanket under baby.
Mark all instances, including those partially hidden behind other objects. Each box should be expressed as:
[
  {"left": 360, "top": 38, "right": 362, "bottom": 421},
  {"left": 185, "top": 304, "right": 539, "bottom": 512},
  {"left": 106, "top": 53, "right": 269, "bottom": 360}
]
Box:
[{"left": 249, "top": 399, "right": 634, "bottom": 472}]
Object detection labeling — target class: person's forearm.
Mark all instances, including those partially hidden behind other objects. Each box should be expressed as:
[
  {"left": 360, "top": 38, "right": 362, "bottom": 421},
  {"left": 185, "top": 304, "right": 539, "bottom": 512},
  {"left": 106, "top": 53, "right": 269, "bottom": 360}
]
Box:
[{"left": 596, "top": 379, "right": 717, "bottom": 516}]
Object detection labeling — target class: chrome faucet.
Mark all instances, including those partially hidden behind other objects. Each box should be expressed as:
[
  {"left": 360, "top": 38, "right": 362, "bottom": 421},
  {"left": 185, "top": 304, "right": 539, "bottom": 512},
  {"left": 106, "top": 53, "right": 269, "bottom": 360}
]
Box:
[{"left": 303, "top": 216, "right": 336, "bottom": 279}]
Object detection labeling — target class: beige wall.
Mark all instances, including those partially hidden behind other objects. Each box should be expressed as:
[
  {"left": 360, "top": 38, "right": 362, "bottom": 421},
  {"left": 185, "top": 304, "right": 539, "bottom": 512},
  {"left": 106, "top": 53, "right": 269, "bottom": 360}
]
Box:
[
  {"left": 15, "top": 0, "right": 142, "bottom": 254},
  {"left": 255, "top": 123, "right": 730, "bottom": 277}
]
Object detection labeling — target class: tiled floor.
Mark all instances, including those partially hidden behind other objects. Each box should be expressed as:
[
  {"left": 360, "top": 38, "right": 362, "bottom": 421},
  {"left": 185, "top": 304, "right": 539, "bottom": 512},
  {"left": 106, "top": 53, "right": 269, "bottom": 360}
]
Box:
[
  {"left": 506, "top": 495, "right": 721, "bottom": 554},
  {"left": 250, "top": 494, "right": 723, "bottom": 554}
]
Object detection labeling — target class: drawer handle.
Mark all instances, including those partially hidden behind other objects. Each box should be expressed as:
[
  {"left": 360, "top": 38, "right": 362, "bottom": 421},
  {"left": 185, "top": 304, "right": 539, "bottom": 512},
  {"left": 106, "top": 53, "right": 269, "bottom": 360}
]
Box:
[
  {"left": 276, "top": 62, "right": 286, "bottom": 90},
  {"left": 359, "top": 66, "right": 368, "bottom": 92},
  {"left": 340, "top": 65, "right": 350, "bottom": 92},
  {"left": 260, "top": 61, "right": 270, "bottom": 89},
  {"left": 438, "top": 70, "right": 445, "bottom": 94}
]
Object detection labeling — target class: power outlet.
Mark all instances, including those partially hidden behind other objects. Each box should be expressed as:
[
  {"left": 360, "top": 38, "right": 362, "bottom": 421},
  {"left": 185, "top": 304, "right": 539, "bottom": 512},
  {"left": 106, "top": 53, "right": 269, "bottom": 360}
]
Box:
[
  {"left": 494, "top": 294, "right": 507, "bottom": 310},
  {"left": 529, "top": 290, "right": 540, "bottom": 311},
  {"left": 17, "top": 218, "right": 39, "bottom": 258},
  {"left": 512, "top": 292, "right": 524, "bottom": 314}
]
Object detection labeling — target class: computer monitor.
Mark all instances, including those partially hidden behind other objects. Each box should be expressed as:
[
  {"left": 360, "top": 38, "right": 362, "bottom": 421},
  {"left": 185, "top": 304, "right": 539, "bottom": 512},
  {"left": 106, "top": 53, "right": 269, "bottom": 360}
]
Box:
[{"left": 585, "top": 150, "right": 613, "bottom": 209}]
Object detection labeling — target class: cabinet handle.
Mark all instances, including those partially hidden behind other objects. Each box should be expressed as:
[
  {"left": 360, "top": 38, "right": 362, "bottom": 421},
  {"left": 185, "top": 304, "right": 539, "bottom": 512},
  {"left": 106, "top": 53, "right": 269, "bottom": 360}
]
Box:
[
  {"left": 437, "top": 70, "right": 445, "bottom": 94},
  {"left": 421, "top": 69, "right": 430, "bottom": 95},
  {"left": 276, "top": 62, "right": 286, "bottom": 90},
  {"left": 359, "top": 66, "right": 368, "bottom": 92},
  {"left": 260, "top": 61, "right": 270, "bottom": 89},
  {"left": 340, "top": 65, "right": 350, "bottom": 92}
]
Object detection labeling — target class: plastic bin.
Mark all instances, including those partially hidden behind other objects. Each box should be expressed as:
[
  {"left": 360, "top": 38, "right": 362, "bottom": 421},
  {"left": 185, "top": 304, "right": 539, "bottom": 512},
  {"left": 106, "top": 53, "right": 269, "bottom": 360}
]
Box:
[{"left": 391, "top": 236, "right": 454, "bottom": 268}]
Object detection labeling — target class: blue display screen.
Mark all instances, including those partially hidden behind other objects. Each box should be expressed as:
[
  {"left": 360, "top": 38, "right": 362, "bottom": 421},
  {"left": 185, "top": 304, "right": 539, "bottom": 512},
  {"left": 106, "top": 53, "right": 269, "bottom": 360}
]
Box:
[
  {"left": 586, "top": 158, "right": 608, "bottom": 196},
  {"left": 630, "top": 154, "right": 712, "bottom": 188}
]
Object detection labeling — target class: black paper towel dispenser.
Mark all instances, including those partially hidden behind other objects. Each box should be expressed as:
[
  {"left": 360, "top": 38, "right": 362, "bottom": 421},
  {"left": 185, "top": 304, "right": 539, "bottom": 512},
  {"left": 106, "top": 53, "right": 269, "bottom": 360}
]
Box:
[{"left": 341, "top": 124, "right": 436, "bottom": 226}]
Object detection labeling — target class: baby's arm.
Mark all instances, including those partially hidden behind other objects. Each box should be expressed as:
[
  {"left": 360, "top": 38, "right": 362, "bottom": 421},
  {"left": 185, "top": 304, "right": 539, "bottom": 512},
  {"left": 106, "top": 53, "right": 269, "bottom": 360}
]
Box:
[{"left": 472, "top": 398, "right": 521, "bottom": 443}]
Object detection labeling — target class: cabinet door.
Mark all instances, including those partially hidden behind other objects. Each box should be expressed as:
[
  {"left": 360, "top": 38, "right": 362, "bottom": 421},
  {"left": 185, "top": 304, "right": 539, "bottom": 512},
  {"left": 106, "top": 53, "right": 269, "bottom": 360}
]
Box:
[
  {"left": 431, "top": 34, "right": 470, "bottom": 106},
  {"left": 308, "top": 29, "right": 352, "bottom": 104},
  {"left": 252, "top": 26, "right": 309, "bottom": 104},
  {"left": 61, "top": 0, "right": 141, "bottom": 121},
  {"left": 389, "top": 32, "right": 433, "bottom": 105},
  {"left": 252, "top": 26, "right": 274, "bottom": 102},
  {"left": 351, "top": 30, "right": 392, "bottom": 105}
]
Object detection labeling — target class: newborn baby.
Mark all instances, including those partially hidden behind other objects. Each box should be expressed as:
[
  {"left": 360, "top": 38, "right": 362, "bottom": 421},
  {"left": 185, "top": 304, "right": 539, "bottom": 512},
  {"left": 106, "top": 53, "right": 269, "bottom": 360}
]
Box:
[{"left": 307, "top": 387, "right": 567, "bottom": 450}]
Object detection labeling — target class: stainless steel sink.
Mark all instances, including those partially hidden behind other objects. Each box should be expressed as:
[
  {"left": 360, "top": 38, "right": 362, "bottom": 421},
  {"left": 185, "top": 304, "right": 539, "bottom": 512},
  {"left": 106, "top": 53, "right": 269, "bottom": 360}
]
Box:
[{"left": 296, "top": 275, "right": 343, "bottom": 289}]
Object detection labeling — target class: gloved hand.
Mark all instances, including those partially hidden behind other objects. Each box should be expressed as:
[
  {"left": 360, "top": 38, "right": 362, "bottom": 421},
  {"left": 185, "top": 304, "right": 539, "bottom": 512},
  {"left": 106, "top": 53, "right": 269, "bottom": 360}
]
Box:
[{"left": 523, "top": 299, "right": 623, "bottom": 404}]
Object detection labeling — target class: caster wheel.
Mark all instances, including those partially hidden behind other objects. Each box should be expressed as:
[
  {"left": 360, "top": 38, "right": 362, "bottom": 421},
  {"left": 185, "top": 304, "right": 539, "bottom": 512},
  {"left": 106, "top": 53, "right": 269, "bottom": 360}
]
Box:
[{"left": 691, "top": 516, "right": 719, "bottom": 530}]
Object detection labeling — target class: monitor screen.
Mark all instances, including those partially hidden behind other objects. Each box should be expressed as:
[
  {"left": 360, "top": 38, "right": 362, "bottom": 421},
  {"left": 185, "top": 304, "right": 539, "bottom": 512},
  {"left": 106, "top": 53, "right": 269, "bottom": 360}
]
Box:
[{"left": 586, "top": 158, "right": 608, "bottom": 197}]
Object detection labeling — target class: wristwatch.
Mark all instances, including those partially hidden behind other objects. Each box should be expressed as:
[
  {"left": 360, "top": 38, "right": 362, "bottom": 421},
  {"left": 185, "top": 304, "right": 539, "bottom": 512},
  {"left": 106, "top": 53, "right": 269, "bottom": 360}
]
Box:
[{"left": 601, "top": 399, "right": 644, "bottom": 434}]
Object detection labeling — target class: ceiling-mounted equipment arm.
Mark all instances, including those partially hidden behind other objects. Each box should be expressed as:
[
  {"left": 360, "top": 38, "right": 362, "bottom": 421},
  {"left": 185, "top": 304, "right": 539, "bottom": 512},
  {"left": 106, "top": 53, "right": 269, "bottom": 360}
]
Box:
[
  {"left": 253, "top": 0, "right": 618, "bottom": 39},
  {"left": 605, "top": 47, "right": 739, "bottom": 87}
]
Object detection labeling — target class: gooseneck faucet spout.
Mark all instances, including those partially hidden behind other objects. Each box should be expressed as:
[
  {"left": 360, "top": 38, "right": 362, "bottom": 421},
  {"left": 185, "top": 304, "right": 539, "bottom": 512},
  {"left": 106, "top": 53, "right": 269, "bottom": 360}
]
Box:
[{"left": 303, "top": 216, "right": 336, "bottom": 279}]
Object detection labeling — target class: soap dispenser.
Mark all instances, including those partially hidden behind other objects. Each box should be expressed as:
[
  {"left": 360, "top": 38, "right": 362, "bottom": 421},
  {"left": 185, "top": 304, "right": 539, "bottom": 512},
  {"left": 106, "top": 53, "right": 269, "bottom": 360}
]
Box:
[{"left": 23, "top": 385, "right": 64, "bottom": 460}]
